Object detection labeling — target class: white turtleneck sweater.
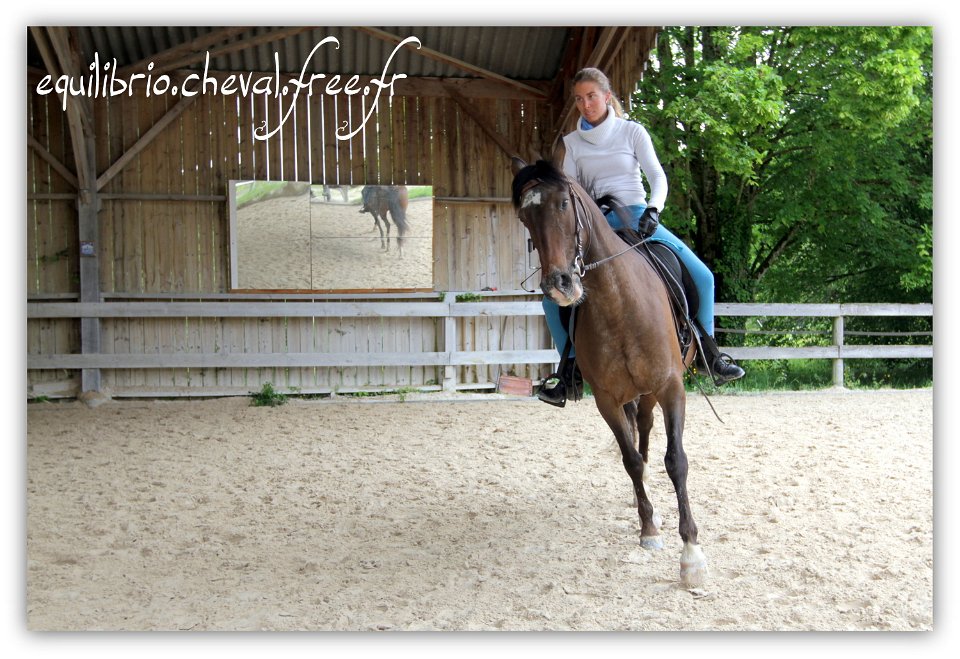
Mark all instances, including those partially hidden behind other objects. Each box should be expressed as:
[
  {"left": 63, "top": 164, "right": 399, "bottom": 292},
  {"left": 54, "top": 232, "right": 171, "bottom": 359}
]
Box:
[{"left": 561, "top": 109, "right": 668, "bottom": 211}]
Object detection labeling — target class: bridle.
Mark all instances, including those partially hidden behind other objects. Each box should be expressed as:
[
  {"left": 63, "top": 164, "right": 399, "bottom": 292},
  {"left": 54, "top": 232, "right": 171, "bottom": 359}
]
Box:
[{"left": 519, "top": 177, "right": 649, "bottom": 281}]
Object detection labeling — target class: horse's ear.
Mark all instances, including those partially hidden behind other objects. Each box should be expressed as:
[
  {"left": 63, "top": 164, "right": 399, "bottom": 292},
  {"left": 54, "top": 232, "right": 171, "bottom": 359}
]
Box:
[
  {"left": 510, "top": 156, "right": 527, "bottom": 175},
  {"left": 551, "top": 142, "right": 566, "bottom": 169}
]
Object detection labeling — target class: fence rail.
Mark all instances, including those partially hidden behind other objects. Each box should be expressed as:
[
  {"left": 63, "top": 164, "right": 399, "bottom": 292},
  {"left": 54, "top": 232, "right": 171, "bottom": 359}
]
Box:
[{"left": 27, "top": 299, "right": 932, "bottom": 395}]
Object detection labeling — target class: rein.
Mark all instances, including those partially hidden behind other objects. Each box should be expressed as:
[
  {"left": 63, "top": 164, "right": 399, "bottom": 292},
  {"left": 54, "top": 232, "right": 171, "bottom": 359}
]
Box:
[{"left": 569, "top": 186, "right": 650, "bottom": 276}]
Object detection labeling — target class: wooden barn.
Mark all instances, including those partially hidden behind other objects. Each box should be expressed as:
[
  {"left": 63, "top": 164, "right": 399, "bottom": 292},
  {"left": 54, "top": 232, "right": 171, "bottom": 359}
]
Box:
[{"left": 26, "top": 26, "right": 659, "bottom": 400}]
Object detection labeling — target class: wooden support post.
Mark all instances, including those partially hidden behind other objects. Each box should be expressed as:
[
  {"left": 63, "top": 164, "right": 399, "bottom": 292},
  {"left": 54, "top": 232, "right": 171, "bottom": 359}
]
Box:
[
  {"left": 37, "top": 26, "right": 104, "bottom": 394},
  {"left": 832, "top": 314, "right": 845, "bottom": 388},
  {"left": 79, "top": 134, "right": 102, "bottom": 393}
]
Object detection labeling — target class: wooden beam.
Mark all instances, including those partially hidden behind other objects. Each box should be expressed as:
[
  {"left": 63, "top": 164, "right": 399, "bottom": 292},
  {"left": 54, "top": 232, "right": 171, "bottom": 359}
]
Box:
[
  {"left": 27, "top": 134, "right": 79, "bottom": 189},
  {"left": 27, "top": 300, "right": 549, "bottom": 319},
  {"left": 435, "top": 196, "right": 511, "bottom": 204},
  {"left": 95, "top": 90, "right": 198, "bottom": 191},
  {"left": 444, "top": 83, "right": 519, "bottom": 160},
  {"left": 26, "top": 348, "right": 562, "bottom": 370},
  {"left": 26, "top": 343, "right": 933, "bottom": 372},
  {"left": 97, "top": 193, "right": 226, "bottom": 202},
  {"left": 117, "top": 26, "right": 253, "bottom": 77},
  {"left": 38, "top": 299, "right": 931, "bottom": 323},
  {"left": 354, "top": 26, "right": 548, "bottom": 99},
  {"left": 31, "top": 27, "right": 95, "bottom": 191},
  {"left": 129, "top": 26, "right": 317, "bottom": 77},
  {"left": 547, "top": 27, "right": 587, "bottom": 108}
]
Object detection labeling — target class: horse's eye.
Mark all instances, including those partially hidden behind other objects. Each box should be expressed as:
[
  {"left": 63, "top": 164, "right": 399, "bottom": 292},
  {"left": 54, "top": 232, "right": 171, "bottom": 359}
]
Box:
[{"left": 560, "top": 199, "right": 569, "bottom": 211}]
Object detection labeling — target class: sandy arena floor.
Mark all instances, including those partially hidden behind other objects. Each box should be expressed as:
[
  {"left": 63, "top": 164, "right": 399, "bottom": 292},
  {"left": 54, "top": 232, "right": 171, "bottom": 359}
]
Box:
[{"left": 25, "top": 388, "right": 933, "bottom": 631}]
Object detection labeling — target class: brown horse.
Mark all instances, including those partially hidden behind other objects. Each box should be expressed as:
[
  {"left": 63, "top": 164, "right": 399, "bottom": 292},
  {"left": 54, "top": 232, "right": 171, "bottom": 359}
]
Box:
[
  {"left": 359, "top": 185, "right": 410, "bottom": 255},
  {"left": 510, "top": 158, "right": 708, "bottom": 588}
]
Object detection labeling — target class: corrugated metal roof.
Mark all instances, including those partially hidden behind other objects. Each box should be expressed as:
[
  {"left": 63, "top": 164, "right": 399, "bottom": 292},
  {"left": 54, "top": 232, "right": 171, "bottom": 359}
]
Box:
[{"left": 29, "top": 26, "right": 571, "bottom": 81}]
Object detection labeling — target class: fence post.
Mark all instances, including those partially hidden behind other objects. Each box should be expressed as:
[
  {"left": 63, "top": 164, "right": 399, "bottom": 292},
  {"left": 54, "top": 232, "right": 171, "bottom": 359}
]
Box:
[
  {"left": 833, "top": 314, "right": 845, "bottom": 388},
  {"left": 442, "top": 304, "right": 458, "bottom": 393}
]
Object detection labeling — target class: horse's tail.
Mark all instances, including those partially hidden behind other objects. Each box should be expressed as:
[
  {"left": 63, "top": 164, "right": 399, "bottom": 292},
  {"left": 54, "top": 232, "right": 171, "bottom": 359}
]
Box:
[{"left": 388, "top": 187, "right": 409, "bottom": 236}]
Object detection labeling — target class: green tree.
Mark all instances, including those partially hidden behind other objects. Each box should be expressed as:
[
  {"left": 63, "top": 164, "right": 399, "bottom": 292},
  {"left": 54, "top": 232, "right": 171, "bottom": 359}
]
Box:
[{"left": 631, "top": 26, "right": 932, "bottom": 305}]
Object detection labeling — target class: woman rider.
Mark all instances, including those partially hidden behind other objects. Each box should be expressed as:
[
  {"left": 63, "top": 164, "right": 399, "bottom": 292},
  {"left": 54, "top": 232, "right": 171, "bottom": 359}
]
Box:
[{"left": 537, "top": 67, "right": 745, "bottom": 406}]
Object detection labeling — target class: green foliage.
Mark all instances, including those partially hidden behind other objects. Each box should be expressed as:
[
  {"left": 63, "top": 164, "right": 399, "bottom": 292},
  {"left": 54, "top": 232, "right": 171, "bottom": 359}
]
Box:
[
  {"left": 235, "top": 181, "right": 309, "bottom": 208},
  {"left": 406, "top": 186, "right": 434, "bottom": 200},
  {"left": 631, "top": 26, "right": 933, "bottom": 306},
  {"left": 720, "top": 359, "right": 834, "bottom": 391},
  {"left": 250, "top": 382, "right": 288, "bottom": 407}
]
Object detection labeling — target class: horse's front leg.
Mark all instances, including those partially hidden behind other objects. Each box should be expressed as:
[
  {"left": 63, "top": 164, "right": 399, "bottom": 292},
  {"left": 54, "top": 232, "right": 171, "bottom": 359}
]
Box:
[
  {"left": 594, "top": 393, "right": 661, "bottom": 550},
  {"left": 659, "top": 380, "right": 708, "bottom": 588}
]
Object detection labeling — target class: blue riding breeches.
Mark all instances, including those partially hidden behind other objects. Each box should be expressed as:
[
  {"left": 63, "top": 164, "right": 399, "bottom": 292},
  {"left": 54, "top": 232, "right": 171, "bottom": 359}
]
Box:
[{"left": 542, "top": 204, "right": 716, "bottom": 359}]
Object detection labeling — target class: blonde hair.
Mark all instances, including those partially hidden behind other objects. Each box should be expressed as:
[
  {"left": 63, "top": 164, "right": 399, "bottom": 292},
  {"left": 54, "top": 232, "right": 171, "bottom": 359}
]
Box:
[{"left": 572, "top": 67, "right": 625, "bottom": 117}]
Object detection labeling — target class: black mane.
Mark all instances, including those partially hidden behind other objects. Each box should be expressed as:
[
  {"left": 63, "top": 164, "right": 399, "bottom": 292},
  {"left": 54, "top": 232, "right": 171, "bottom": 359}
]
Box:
[{"left": 511, "top": 160, "right": 568, "bottom": 208}]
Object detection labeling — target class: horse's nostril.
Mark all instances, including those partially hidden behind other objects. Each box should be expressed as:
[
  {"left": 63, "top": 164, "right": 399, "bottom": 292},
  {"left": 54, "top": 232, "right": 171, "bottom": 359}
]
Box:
[{"left": 558, "top": 273, "right": 572, "bottom": 291}]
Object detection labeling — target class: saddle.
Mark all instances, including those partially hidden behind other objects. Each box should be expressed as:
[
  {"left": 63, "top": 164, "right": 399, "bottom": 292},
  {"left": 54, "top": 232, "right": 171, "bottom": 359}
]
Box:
[
  {"left": 594, "top": 198, "right": 699, "bottom": 350},
  {"left": 615, "top": 228, "right": 700, "bottom": 361}
]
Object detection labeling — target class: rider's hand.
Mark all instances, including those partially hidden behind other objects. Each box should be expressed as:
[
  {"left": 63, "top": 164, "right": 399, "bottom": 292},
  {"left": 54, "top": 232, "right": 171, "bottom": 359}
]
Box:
[{"left": 638, "top": 207, "right": 659, "bottom": 238}]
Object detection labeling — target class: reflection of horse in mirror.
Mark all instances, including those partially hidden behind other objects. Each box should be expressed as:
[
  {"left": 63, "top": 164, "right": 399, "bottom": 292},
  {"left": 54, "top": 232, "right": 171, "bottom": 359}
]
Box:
[
  {"left": 310, "top": 184, "right": 350, "bottom": 204},
  {"left": 359, "top": 185, "right": 409, "bottom": 255},
  {"left": 510, "top": 158, "right": 708, "bottom": 588},
  {"left": 320, "top": 185, "right": 351, "bottom": 203}
]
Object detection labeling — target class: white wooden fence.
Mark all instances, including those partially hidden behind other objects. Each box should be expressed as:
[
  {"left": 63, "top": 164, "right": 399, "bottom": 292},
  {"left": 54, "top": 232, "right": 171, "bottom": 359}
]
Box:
[
  {"left": 26, "top": 297, "right": 932, "bottom": 396},
  {"left": 715, "top": 302, "right": 933, "bottom": 386}
]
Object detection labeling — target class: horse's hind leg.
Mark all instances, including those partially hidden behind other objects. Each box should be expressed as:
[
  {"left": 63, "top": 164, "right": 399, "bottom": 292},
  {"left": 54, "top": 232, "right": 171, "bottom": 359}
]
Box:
[
  {"left": 596, "top": 394, "right": 661, "bottom": 550},
  {"left": 660, "top": 381, "right": 708, "bottom": 587},
  {"left": 633, "top": 396, "right": 664, "bottom": 548},
  {"left": 374, "top": 214, "right": 387, "bottom": 249}
]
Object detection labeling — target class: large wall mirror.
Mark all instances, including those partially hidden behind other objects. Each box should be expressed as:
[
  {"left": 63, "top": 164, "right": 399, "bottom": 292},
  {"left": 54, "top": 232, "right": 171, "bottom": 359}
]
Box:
[{"left": 229, "top": 181, "right": 435, "bottom": 291}]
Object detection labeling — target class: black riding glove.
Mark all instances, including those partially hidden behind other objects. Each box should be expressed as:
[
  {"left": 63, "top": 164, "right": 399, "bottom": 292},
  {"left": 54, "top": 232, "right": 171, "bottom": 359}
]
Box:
[{"left": 638, "top": 207, "right": 659, "bottom": 238}]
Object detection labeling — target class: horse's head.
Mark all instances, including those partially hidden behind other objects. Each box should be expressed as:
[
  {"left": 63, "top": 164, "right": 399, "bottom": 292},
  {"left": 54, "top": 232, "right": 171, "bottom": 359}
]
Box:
[{"left": 511, "top": 157, "right": 585, "bottom": 306}]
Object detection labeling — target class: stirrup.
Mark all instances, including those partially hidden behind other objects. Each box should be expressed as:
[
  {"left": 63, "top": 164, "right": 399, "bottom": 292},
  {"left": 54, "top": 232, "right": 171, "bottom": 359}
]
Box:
[
  {"left": 537, "top": 374, "right": 567, "bottom": 408},
  {"left": 711, "top": 352, "right": 745, "bottom": 386}
]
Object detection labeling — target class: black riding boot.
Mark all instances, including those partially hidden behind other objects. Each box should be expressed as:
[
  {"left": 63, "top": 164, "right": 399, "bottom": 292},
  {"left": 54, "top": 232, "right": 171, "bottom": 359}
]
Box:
[
  {"left": 699, "top": 334, "right": 745, "bottom": 386},
  {"left": 537, "top": 360, "right": 583, "bottom": 408}
]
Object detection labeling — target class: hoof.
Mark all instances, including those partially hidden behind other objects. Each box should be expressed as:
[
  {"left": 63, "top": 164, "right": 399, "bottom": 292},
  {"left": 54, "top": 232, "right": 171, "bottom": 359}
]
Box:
[
  {"left": 681, "top": 562, "right": 708, "bottom": 588},
  {"left": 680, "top": 543, "right": 708, "bottom": 588},
  {"left": 640, "top": 535, "right": 664, "bottom": 550}
]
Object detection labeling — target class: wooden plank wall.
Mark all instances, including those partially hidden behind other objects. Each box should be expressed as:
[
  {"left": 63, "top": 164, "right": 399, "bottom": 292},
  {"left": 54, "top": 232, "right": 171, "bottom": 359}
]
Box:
[
  {"left": 26, "top": 25, "right": 662, "bottom": 397},
  {"left": 26, "top": 75, "right": 557, "bottom": 396}
]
